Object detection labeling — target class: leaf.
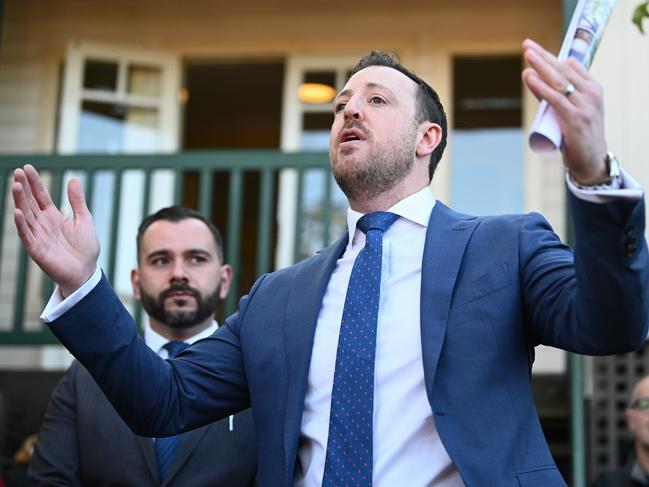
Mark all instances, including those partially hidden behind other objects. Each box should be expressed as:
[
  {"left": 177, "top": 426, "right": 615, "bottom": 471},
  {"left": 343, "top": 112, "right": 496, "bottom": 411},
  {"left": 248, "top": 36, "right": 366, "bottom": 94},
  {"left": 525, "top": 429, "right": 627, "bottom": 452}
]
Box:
[{"left": 632, "top": 1, "right": 649, "bottom": 34}]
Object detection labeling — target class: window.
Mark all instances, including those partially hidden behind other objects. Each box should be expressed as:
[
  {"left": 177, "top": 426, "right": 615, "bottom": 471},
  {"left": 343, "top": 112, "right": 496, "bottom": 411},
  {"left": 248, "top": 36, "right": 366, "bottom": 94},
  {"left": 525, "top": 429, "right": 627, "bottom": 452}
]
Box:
[
  {"left": 57, "top": 41, "right": 180, "bottom": 295},
  {"left": 451, "top": 55, "right": 523, "bottom": 215}
]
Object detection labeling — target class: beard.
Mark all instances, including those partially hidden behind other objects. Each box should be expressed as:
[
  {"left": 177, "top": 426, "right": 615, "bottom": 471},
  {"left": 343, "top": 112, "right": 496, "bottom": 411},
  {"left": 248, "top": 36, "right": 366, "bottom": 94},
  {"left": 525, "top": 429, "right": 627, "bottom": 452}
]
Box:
[
  {"left": 331, "top": 121, "right": 417, "bottom": 202},
  {"left": 140, "top": 282, "right": 221, "bottom": 330}
]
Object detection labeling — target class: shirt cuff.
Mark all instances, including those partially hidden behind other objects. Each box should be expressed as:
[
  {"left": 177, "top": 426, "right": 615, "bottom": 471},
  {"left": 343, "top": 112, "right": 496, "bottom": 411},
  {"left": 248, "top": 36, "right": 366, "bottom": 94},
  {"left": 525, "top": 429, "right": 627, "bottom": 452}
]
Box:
[
  {"left": 566, "top": 167, "right": 643, "bottom": 203},
  {"left": 40, "top": 265, "right": 103, "bottom": 323}
]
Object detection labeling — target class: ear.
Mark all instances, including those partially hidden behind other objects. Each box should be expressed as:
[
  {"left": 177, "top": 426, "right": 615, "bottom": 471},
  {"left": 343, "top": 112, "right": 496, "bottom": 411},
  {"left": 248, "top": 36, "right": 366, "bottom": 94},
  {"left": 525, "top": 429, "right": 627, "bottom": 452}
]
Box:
[
  {"left": 218, "top": 264, "right": 233, "bottom": 300},
  {"left": 131, "top": 268, "right": 142, "bottom": 301},
  {"left": 415, "top": 122, "right": 443, "bottom": 159}
]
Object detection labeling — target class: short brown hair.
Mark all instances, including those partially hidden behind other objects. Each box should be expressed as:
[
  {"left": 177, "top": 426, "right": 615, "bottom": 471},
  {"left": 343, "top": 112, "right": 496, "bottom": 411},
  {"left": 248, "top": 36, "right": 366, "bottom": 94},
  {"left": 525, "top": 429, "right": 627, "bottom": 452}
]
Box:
[{"left": 136, "top": 206, "right": 224, "bottom": 263}]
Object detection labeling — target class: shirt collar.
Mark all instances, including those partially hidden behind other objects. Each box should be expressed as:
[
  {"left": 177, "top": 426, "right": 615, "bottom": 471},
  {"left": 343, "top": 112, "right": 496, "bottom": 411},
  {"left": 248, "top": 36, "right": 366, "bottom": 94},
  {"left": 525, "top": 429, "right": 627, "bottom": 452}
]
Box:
[
  {"left": 346, "top": 186, "right": 436, "bottom": 244},
  {"left": 631, "top": 460, "right": 649, "bottom": 484},
  {"left": 144, "top": 320, "right": 219, "bottom": 356}
]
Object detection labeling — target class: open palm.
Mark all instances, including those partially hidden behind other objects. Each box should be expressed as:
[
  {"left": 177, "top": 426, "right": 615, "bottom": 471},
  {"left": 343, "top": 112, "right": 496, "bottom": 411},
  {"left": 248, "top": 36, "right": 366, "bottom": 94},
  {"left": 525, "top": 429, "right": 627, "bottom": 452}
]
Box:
[{"left": 12, "top": 165, "right": 100, "bottom": 297}]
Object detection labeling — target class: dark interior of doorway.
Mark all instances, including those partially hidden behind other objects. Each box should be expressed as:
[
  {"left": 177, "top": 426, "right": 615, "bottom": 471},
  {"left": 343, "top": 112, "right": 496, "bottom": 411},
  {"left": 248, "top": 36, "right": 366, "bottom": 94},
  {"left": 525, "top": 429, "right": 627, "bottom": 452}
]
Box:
[{"left": 181, "top": 60, "right": 284, "bottom": 320}]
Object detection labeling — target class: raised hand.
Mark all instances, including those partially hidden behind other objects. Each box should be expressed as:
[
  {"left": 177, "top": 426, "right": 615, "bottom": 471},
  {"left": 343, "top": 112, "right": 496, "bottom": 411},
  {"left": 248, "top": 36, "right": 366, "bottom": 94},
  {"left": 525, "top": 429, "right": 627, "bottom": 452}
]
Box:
[
  {"left": 12, "top": 164, "right": 100, "bottom": 297},
  {"left": 522, "top": 38, "right": 609, "bottom": 185}
]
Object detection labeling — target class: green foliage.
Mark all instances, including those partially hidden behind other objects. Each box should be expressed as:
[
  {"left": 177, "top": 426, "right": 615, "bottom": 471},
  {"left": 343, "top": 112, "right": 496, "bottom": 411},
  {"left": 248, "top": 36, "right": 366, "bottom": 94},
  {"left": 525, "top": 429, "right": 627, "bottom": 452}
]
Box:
[{"left": 633, "top": 1, "right": 649, "bottom": 33}]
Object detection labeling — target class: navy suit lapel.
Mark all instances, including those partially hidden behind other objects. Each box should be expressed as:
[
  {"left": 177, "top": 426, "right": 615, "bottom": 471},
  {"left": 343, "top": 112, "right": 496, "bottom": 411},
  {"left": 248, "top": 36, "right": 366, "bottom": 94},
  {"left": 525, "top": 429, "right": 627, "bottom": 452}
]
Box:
[
  {"left": 420, "top": 201, "right": 478, "bottom": 405},
  {"left": 136, "top": 436, "right": 160, "bottom": 483},
  {"left": 163, "top": 426, "right": 209, "bottom": 484},
  {"left": 135, "top": 421, "right": 208, "bottom": 485},
  {"left": 283, "top": 236, "right": 348, "bottom": 483}
]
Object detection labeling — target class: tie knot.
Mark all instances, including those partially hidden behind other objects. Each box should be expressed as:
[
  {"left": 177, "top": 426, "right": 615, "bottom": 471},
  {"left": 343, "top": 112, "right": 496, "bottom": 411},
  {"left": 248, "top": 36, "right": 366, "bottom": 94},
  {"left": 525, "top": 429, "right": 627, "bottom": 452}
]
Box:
[
  {"left": 164, "top": 340, "right": 189, "bottom": 358},
  {"left": 357, "top": 211, "right": 399, "bottom": 235}
]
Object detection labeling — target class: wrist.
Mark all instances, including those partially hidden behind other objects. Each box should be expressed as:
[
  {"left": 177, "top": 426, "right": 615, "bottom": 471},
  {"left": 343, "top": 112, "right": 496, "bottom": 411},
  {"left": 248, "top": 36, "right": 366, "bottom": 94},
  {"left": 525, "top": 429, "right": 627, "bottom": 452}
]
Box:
[
  {"left": 60, "top": 267, "right": 96, "bottom": 299},
  {"left": 568, "top": 152, "right": 621, "bottom": 190}
]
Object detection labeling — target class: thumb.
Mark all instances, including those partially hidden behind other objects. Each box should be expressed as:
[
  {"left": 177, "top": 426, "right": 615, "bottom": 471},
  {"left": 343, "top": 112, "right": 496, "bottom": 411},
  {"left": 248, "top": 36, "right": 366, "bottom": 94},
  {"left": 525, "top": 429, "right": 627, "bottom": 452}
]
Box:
[{"left": 67, "top": 177, "right": 91, "bottom": 220}]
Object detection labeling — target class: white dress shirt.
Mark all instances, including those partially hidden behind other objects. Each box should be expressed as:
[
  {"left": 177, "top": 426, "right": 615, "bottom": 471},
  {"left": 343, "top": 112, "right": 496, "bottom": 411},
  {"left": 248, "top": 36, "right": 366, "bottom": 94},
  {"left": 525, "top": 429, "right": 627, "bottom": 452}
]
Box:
[
  {"left": 144, "top": 320, "right": 218, "bottom": 357},
  {"left": 295, "top": 187, "right": 464, "bottom": 487}
]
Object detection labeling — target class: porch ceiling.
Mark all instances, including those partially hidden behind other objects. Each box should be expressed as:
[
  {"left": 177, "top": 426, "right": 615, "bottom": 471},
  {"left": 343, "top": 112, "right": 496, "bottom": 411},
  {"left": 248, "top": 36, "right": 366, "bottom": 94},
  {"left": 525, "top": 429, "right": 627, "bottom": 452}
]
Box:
[{"left": 8, "top": 0, "right": 560, "bottom": 19}]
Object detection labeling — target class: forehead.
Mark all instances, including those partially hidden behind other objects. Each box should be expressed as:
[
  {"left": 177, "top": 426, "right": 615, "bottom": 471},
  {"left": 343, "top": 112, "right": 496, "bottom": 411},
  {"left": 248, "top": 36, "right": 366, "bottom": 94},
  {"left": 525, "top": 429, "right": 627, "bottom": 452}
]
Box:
[
  {"left": 342, "top": 65, "right": 419, "bottom": 100},
  {"left": 141, "top": 218, "right": 217, "bottom": 253},
  {"left": 633, "top": 377, "right": 649, "bottom": 398}
]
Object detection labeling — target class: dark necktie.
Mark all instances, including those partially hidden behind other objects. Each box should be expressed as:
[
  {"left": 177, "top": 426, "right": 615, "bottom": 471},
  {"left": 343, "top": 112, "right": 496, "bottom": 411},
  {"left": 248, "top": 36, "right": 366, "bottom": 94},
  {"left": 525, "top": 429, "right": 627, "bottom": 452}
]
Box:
[
  {"left": 155, "top": 340, "right": 189, "bottom": 482},
  {"left": 322, "top": 211, "right": 400, "bottom": 487}
]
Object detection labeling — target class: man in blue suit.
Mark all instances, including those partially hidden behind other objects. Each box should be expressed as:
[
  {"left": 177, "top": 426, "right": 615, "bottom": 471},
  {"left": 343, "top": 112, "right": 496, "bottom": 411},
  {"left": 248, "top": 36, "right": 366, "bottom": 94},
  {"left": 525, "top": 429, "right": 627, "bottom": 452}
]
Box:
[
  {"left": 27, "top": 206, "right": 257, "bottom": 486},
  {"left": 11, "top": 40, "right": 649, "bottom": 486}
]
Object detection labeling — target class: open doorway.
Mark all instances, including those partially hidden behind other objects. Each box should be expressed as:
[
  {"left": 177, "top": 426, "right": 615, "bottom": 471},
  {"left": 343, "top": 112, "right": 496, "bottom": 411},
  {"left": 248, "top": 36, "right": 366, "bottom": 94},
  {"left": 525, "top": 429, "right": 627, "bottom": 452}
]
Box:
[{"left": 181, "top": 60, "right": 284, "bottom": 316}]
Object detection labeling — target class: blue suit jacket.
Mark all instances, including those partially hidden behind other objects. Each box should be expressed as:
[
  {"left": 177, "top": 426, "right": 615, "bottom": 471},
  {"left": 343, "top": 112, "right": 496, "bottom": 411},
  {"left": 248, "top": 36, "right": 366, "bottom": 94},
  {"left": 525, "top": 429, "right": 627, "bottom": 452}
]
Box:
[{"left": 50, "top": 193, "right": 649, "bottom": 487}]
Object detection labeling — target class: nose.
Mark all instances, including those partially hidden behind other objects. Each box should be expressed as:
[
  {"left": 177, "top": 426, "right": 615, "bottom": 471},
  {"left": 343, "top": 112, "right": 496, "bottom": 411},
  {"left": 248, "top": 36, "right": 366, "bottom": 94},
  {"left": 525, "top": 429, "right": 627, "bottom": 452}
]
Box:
[
  {"left": 343, "top": 95, "right": 363, "bottom": 121},
  {"left": 170, "top": 259, "right": 189, "bottom": 284}
]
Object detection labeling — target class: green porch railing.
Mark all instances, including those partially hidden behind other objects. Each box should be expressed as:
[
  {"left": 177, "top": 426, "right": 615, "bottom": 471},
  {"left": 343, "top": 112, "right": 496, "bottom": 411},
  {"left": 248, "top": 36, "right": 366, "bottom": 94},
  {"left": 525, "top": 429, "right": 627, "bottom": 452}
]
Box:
[{"left": 0, "top": 151, "right": 337, "bottom": 345}]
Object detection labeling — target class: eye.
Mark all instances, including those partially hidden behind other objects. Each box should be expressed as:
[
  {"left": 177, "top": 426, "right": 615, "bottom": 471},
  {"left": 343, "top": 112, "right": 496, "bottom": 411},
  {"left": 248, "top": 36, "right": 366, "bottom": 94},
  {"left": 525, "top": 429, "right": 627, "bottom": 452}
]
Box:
[
  {"left": 369, "top": 96, "right": 385, "bottom": 105},
  {"left": 151, "top": 257, "right": 170, "bottom": 266},
  {"left": 334, "top": 101, "right": 347, "bottom": 113},
  {"left": 189, "top": 255, "right": 208, "bottom": 264}
]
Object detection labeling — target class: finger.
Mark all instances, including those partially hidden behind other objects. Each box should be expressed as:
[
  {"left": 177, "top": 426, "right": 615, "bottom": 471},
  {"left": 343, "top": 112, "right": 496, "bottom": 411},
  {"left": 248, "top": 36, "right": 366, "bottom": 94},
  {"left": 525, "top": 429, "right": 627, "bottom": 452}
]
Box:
[
  {"left": 523, "top": 39, "right": 572, "bottom": 77},
  {"left": 523, "top": 40, "right": 568, "bottom": 82},
  {"left": 12, "top": 169, "right": 39, "bottom": 223},
  {"left": 524, "top": 47, "right": 575, "bottom": 94},
  {"left": 522, "top": 68, "right": 575, "bottom": 116},
  {"left": 521, "top": 68, "right": 542, "bottom": 102},
  {"left": 23, "top": 164, "right": 55, "bottom": 211},
  {"left": 14, "top": 166, "right": 43, "bottom": 221},
  {"left": 13, "top": 208, "right": 35, "bottom": 249},
  {"left": 14, "top": 168, "right": 41, "bottom": 224},
  {"left": 11, "top": 180, "right": 40, "bottom": 235},
  {"left": 565, "top": 56, "right": 591, "bottom": 85},
  {"left": 524, "top": 39, "right": 590, "bottom": 90},
  {"left": 67, "top": 177, "right": 91, "bottom": 221},
  {"left": 11, "top": 177, "right": 27, "bottom": 214}
]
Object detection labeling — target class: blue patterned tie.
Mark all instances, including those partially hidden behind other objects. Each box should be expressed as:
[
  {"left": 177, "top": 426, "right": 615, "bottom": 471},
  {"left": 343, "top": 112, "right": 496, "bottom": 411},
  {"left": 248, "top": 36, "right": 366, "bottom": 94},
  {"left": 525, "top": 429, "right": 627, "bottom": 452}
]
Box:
[
  {"left": 322, "top": 211, "right": 400, "bottom": 487},
  {"left": 155, "top": 340, "right": 189, "bottom": 482}
]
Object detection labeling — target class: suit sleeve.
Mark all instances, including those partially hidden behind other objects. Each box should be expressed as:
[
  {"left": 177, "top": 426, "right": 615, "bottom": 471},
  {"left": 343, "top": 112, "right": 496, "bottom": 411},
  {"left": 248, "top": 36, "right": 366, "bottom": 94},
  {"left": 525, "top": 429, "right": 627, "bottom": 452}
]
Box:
[
  {"left": 522, "top": 191, "right": 649, "bottom": 354},
  {"left": 28, "top": 363, "right": 83, "bottom": 487},
  {"left": 47, "top": 273, "right": 268, "bottom": 437}
]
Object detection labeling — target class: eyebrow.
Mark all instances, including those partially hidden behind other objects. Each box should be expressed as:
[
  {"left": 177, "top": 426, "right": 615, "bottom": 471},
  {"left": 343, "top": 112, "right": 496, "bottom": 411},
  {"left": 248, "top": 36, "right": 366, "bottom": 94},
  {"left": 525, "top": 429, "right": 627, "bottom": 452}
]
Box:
[
  {"left": 145, "top": 248, "right": 212, "bottom": 260},
  {"left": 334, "top": 82, "right": 396, "bottom": 102}
]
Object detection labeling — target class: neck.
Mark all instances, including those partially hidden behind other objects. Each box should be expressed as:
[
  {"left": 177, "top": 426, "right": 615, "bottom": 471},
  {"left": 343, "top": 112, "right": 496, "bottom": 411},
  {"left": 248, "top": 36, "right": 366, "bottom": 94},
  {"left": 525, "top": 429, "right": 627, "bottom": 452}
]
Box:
[
  {"left": 636, "top": 442, "right": 649, "bottom": 473},
  {"left": 149, "top": 317, "right": 214, "bottom": 341},
  {"left": 347, "top": 161, "right": 430, "bottom": 213},
  {"left": 349, "top": 181, "right": 429, "bottom": 213}
]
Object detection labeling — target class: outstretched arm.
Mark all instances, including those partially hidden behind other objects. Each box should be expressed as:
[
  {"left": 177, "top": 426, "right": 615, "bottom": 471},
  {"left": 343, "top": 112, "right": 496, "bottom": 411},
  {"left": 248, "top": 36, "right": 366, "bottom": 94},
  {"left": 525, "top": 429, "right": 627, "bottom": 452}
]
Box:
[
  {"left": 521, "top": 40, "right": 649, "bottom": 352},
  {"left": 12, "top": 164, "right": 99, "bottom": 297}
]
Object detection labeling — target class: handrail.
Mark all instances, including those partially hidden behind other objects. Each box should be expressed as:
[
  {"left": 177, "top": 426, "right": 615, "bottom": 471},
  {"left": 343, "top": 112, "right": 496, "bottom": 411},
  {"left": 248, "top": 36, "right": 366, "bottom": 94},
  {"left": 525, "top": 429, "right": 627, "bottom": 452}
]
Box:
[{"left": 0, "top": 151, "right": 333, "bottom": 344}]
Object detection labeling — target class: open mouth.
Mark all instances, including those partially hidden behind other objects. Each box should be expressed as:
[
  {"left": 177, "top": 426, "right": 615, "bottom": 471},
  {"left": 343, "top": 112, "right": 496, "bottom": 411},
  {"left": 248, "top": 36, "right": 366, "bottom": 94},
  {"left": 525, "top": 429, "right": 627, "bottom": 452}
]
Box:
[{"left": 340, "top": 128, "right": 365, "bottom": 144}]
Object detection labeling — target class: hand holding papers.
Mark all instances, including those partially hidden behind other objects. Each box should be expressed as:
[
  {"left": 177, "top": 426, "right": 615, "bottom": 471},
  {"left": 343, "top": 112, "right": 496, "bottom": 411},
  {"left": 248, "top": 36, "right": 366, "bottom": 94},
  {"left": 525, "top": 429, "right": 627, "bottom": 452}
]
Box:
[
  {"left": 522, "top": 39, "right": 609, "bottom": 185},
  {"left": 529, "top": 0, "right": 616, "bottom": 155}
]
